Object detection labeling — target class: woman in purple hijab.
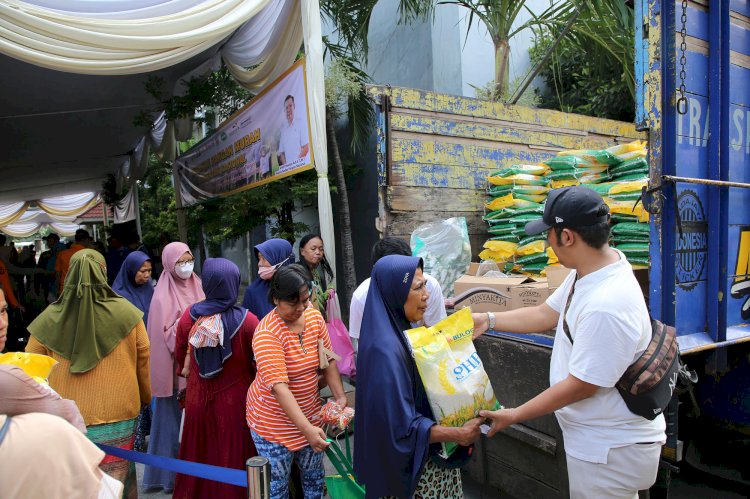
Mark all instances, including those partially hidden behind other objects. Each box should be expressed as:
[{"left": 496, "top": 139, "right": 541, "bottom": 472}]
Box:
[
  {"left": 173, "top": 258, "right": 259, "bottom": 499},
  {"left": 241, "top": 238, "right": 294, "bottom": 320},
  {"left": 112, "top": 250, "right": 154, "bottom": 324},
  {"left": 354, "top": 255, "right": 482, "bottom": 498}
]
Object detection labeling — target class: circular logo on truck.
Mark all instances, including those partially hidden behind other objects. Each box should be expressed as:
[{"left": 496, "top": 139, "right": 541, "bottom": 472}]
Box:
[{"left": 676, "top": 189, "right": 707, "bottom": 290}]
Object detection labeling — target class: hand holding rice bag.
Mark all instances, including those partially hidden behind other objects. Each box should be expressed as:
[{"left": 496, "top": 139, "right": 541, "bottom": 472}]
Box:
[{"left": 405, "top": 308, "right": 501, "bottom": 458}]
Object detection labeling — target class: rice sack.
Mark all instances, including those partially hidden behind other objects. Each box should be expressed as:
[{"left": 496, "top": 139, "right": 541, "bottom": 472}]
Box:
[{"left": 405, "top": 307, "right": 501, "bottom": 458}]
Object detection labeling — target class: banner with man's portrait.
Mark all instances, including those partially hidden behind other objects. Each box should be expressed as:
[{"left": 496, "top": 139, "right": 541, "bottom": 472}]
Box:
[{"left": 175, "top": 59, "right": 313, "bottom": 206}]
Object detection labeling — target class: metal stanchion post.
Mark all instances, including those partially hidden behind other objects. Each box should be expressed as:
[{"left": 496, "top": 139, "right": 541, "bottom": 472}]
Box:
[{"left": 246, "top": 456, "right": 271, "bottom": 499}]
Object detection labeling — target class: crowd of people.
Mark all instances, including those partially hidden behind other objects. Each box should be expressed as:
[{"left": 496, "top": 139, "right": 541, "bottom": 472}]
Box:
[{"left": 0, "top": 186, "right": 667, "bottom": 499}]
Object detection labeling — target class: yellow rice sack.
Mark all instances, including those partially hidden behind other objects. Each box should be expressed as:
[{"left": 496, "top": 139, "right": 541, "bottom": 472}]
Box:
[
  {"left": 546, "top": 247, "right": 559, "bottom": 265},
  {"left": 406, "top": 308, "right": 501, "bottom": 458},
  {"left": 487, "top": 174, "right": 550, "bottom": 186},
  {"left": 485, "top": 195, "right": 539, "bottom": 211},
  {"left": 482, "top": 241, "right": 518, "bottom": 261},
  {"left": 609, "top": 179, "right": 648, "bottom": 196},
  {"left": 606, "top": 140, "right": 646, "bottom": 157},
  {"left": 550, "top": 179, "right": 580, "bottom": 189},
  {"left": 516, "top": 240, "right": 546, "bottom": 256},
  {"left": 605, "top": 198, "right": 650, "bottom": 222}
]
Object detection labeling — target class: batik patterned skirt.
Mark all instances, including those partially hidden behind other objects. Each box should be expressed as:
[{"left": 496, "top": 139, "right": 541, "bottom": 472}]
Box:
[{"left": 87, "top": 418, "right": 138, "bottom": 499}]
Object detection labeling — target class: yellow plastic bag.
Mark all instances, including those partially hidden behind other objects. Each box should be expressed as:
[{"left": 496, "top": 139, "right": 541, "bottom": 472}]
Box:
[
  {"left": 0, "top": 352, "right": 58, "bottom": 385},
  {"left": 516, "top": 240, "right": 546, "bottom": 257},
  {"left": 406, "top": 308, "right": 501, "bottom": 458}
]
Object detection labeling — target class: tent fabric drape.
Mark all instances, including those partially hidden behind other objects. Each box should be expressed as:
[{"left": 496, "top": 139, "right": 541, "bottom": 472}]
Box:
[
  {"left": 2, "top": 222, "right": 80, "bottom": 238},
  {"left": 0, "top": 194, "right": 98, "bottom": 236},
  {"left": 2, "top": 0, "right": 275, "bottom": 74},
  {"left": 2, "top": 1, "right": 332, "bottom": 257},
  {"left": 0, "top": 202, "right": 31, "bottom": 226},
  {"left": 114, "top": 186, "right": 138, "bottom": 224},
  {"left": 300, "top": 0, "right": 335, "bottom": 278},
  {"left": 37, "top": 192, "right": 99, "bottom": 217}
]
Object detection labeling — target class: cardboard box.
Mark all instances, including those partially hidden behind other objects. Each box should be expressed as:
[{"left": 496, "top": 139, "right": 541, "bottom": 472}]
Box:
[
  {"left": 545, "top": 265, "right": 572, "bottom": 288},
  {"left": 453, "top": 275, "right": 533, "bottom": 313},
  {"left": 510, "top": 281, "right": 550, "bottom": 309}
]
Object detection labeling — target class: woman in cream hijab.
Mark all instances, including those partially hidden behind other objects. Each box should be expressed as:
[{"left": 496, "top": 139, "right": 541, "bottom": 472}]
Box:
[{"left": 0, "top": 412, "right": 123, "bottom": 498}]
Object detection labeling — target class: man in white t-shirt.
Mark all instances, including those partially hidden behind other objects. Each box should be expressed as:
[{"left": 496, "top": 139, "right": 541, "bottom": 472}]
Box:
[
  {"left": 277, "top": 95, "right": 309, "bottom": 167},
  {"left": 349, "top": 237, "right": 446, "bottom": 351},
  {"left": 477, "top": 186, "right": 666, "bottom": 499}
]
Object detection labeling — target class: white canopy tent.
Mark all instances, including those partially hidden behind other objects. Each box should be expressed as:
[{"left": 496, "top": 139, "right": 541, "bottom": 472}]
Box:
[{"left": 0, "top": 0, "right": 335, "bottom": 270}]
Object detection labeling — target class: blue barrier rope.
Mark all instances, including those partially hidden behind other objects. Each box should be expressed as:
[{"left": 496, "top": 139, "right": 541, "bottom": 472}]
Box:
[{"left": 97, "top": 444, "right": 247, "bottom": 488}]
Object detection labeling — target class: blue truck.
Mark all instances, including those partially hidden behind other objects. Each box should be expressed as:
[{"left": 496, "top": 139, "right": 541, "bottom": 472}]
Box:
[{"left": 636, "top": 0, "right": 750, "bottom": 483}]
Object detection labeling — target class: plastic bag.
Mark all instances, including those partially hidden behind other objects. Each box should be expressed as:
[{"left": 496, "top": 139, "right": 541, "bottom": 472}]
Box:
[
  {"left": 606, "top": 140, "right": 646, "bottom": 157},
  {"left": 405, "top": 308, "right": 501, "bottom": 459},
  {"left": 411, "top": 217, "right": 471, "bottom": 298},
  {"left": 0, "top": 352, "right": 57, "bottom": 385},
  {"left": 326, "top": 290, "right": 356, "bottom": 378}
]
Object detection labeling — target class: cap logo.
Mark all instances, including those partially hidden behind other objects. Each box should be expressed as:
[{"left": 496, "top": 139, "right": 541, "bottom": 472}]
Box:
[{"left": 555, "top": 216, "right": 564, "bottom": 223}]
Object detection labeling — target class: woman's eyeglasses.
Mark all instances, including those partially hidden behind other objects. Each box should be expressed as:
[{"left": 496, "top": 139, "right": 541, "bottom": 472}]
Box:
[{"left": 175, "top": 259, "right": 195, "bottom": 268}]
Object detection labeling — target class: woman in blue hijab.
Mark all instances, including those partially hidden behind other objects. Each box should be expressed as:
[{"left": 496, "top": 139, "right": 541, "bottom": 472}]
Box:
[
  {"left": 112, "top": 250, "right": 154, "bottom": 324},
  {"left": 241, "top": 239, "right": 294, "bottom": 320},
  {"left": 174, "top": 258, "right": 259, "bottom": 499},
  {"left": 354, "top": 255, "right": 482, "bottom": 498}
]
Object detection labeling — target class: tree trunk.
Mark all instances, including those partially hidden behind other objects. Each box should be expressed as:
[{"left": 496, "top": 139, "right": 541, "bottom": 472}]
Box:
[
  {"left": 197, "top": 225, "right": 207, "bottom": 264},
  {"left": 494, "top": 38, "right": 510, "bottom": 100},
  {"left": 326, "top": 108, "right": 357, "bottom": 312}
]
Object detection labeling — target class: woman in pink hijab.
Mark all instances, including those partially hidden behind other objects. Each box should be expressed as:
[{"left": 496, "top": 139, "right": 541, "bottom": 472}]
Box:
[{"left": 143, "top": 242, "right": 204, "bottom": 492}]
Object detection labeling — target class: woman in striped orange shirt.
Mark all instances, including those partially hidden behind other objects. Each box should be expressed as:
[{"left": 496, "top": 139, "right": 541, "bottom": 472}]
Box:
[{"left": 246, "top": 264, "right": 347, "bottom": 498}]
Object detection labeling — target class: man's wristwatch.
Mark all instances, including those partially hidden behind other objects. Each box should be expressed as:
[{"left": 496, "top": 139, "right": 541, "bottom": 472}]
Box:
[{"left": 487, "top": 312, "right": 495, "bottom": 331}]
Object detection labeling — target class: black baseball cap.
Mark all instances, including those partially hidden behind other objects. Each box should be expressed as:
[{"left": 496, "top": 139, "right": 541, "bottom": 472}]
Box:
[{"left": 525, "top": 185, "right": 610, "bottom": 236}]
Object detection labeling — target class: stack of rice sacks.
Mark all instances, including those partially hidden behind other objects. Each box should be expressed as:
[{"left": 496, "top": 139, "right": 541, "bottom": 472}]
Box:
[
  {"left": 595, "top": 141, "right": 650, "bottom": 268},
  {"left": 480, "top": 141, "right": 650, "bottom": 275},
  {"left": 480, "top": 164, "right": 550, "bottom": 275}
]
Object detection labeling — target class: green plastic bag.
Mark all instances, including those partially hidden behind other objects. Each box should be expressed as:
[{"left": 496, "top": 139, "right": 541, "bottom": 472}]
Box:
[
  {"left": 325, "top": 438, "right": 365, "bottom": 499},
  {"left": 558, "top": 149, "right": 623, "bottom": 166}
]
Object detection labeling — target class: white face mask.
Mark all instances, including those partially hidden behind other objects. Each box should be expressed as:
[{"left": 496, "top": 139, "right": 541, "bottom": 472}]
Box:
[{"left": 174, "top": 262, "right": 194, "bottom": 280}]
